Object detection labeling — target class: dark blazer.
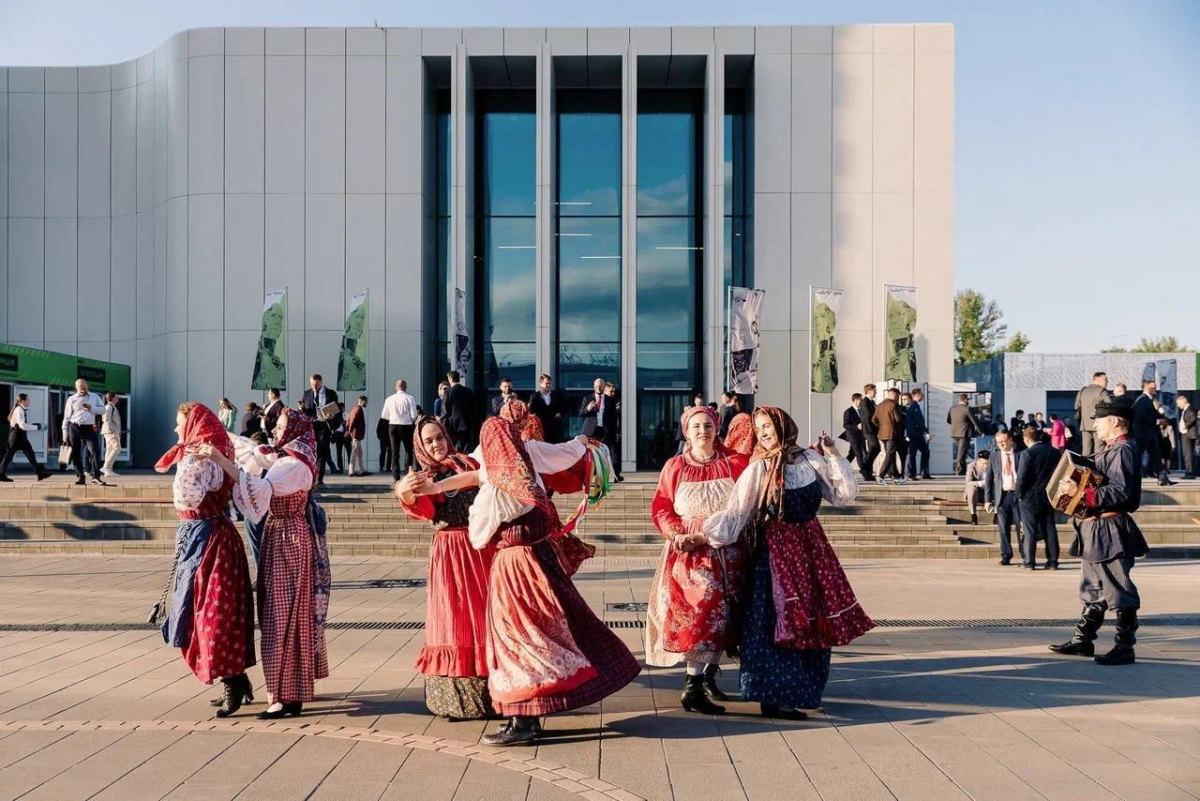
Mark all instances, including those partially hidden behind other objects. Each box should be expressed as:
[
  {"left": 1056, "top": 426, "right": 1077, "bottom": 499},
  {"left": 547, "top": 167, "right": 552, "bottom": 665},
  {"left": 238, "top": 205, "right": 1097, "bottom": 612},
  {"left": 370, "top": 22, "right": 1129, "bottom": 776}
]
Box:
[
  {"left": 579, "top": 393, "right": 617, "bottom": 439},
  {"left": 1180, "top": 405, "right": 1198, "bottom": 442},
  {"left": 872, "top": 398, "right": 902, "bottom": 441},
  {"left": 529, "top": 390, "right": 568, "bottom": 441},
  {"left": 1074, "top": 384, "right": 1112, "bottom": 433},
  {"left": 840, "top": 406, "right": 865, "bottom": 444},
  {"left": 984, "top": 447, "right": 1024, "bottom": 505},
  {"left": 443, "top": 383, "right": 476, "bottom": 435},
  {"left": 720, "top": 405, "right": 737, "bottom": 439},
  {"left": 1016, "top": 440, "right": 1058, "bottom": 513},
  {"left": 861, "top": 396, "right": 879, "bottom": 439},
  {"left": 905, "top": 400, "right": 928, "bottom": 440},
  {"left": 1131, "top": 394, "right": 1162, "bottom": 440},
  {"left": 262, "top": 399, "right": 284, "bottom": 435},
  {"left": 301, "top": 387, "right": 339, "bottom": 433},
  {"left": 947, "top": 404, "right": 981, "bottom": 438}
]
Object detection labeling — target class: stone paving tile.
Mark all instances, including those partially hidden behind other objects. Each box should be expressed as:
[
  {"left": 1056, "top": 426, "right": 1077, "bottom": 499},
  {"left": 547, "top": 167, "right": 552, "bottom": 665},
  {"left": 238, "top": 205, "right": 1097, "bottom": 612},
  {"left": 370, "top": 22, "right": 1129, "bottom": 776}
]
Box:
[
  {"left": 0, "top": 731, "right": 130, "bottom": 798},
  {"left": 236, "top": 732, "right": 355, "bottom": 799},
  {"left": 90, "top": 731, "right": 243, "bottom": 800},
  {"left": 380, "top": 745, "right": 468, "bottom": 800},
  {"left": 307, "top": 739, "right": 412, "bottom": 801}
]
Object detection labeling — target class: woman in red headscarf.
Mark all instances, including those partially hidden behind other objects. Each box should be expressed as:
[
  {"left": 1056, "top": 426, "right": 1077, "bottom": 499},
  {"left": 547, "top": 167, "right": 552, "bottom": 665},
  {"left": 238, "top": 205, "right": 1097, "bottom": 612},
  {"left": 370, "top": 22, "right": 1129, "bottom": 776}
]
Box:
[
  {"left": 499, "top": 399, "right": 545, "bottom": 443},
  {"left": 395, "top": 415, "right": 495, "bottom": 720},
  {"left": 425, "top": 417, "right": 639, "bottom": 745},
  {"left": 201, "top": 408, "right": 329, "bottom": 719},
  {"left": 704, "top": 407, "right": 873, "bottom": 719},
  {"left": 149, "top": 402, "right": 256, "bottom": 718},
  {"left": 723, "top": 412, "right": 756, "bottom": 457},
  {"left": 645, "top": 404, "right": 751, "bottom": 715}
]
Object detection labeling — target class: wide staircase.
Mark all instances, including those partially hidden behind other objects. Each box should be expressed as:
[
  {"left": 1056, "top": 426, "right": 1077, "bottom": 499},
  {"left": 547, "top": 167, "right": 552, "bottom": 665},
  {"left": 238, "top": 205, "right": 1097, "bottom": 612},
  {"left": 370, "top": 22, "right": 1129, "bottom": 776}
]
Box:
[{"left": 1, "top": 472, "right": 1198, "bottom": 559}]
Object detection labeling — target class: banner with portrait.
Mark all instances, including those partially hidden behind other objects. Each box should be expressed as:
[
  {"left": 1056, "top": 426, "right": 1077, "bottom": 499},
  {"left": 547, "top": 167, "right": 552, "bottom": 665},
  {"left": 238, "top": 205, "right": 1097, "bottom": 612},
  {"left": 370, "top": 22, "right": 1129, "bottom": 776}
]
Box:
[
  {"left": 883, "top": 284, "right": 918, "bottom": 382},
  {"left": 453, "top": 288, "right": 471, "bottom": 377},
  {"left": 251, "top": 288, "right": 287, "bottom": 391},
  {"left": 337, "top": 289, "right": 369, "bottom": 392},
  {"left": 727, "top": 286, "right": 765, "bottom": 394},
  {"left": 810, "top": 287, "right": 842, "bottom": 393}
]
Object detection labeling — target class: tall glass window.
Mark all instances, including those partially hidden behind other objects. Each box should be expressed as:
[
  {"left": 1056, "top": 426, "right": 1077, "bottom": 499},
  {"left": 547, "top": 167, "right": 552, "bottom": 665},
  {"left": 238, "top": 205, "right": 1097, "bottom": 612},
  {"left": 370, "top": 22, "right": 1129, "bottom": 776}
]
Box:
[
  {"left": 636, "top": 89, "right": 703, "bottom": 469},
  {"left": 477, "top": 90, "right": 537, "bottom": 392},
  {"left": 723, "top": 85, "right": 752, "bottom": 395},
  {"left": 557, "top": 88, "right": 622, "bottom": 434},
  {"left": 433, "top": 89, "right": 453, "bottom": 383}
]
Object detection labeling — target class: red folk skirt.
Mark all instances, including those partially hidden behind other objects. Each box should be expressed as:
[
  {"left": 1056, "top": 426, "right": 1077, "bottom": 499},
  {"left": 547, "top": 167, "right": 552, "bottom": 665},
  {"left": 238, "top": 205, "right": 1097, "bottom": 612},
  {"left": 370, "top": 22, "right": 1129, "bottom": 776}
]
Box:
[
  {"left": 182, "top": 515, "right": 256, "bottom": 683},
  {"left": 645, "top": 537, "right": 747, "bottom": 666},
  {"left": 417, "top": 527, "right": 494, "bottom": 678}
]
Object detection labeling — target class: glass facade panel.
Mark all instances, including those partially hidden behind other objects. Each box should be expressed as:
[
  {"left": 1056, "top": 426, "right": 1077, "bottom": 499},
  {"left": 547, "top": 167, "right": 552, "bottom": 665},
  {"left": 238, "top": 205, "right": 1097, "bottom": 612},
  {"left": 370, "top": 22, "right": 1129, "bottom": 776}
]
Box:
[
  {"left": 483, "top": 342, "right": 537, "bottom": 391},
  {"left": 483, "top": 217, "right": 537, "bottom": 344},
  {"left": 557, "top": 90, "right": 621, "bottom": 217},
  {"left": 635, "top": 217, "right": 697, "bottom": 342},
  {"left": 433, "top": 88, "right": 452, "bottom": 384},
  {"left": 558, "top": 217, "right": 620, "bottom": 342},
  {"left": 636, "top": 92, "right": 699, "bottom": 217},
  {"left": 723, "top": 85, "right": 752, "bottom": 396},
  {"left": 481, "top": 93, "right": 537, "bottom": 217}
]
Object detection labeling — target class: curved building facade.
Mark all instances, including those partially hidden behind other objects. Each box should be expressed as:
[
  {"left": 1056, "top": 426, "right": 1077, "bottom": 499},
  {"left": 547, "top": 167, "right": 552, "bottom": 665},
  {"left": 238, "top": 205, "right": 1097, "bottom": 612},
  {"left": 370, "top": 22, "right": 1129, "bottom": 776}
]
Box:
[{"left": 0, "top": 24, "right": 955, "bottom": 468}]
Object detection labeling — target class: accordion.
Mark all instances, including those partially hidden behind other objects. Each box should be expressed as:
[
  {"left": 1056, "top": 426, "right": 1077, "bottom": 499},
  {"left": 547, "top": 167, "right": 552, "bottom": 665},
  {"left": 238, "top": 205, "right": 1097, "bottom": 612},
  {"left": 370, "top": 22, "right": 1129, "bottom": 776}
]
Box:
[{"left": 1047, "top": 451, "right": 1106, "bottom": 519}]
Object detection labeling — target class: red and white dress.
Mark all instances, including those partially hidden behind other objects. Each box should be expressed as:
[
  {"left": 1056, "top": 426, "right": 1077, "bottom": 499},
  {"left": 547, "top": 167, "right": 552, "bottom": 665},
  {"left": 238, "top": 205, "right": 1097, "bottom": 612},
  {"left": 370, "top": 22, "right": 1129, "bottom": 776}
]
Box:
[
  {"left": 233, "top": 455, "right": 329, "bottom": 703},
  {"left": 645, "top": 452, "right": 749, "bottom": 667}
]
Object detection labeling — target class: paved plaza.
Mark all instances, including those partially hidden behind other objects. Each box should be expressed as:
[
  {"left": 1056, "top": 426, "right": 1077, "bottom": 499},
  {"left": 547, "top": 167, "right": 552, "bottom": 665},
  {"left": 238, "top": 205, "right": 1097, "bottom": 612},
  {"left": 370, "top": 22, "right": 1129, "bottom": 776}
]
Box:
[{"left": 2, "top": 555, "right": 1200, "bottom": 800}]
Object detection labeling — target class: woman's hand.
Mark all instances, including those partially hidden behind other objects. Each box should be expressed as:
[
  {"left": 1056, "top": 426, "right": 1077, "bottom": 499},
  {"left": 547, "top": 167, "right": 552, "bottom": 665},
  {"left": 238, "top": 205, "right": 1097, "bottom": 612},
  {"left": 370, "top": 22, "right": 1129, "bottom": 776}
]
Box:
[
  {"left": 815, "top": 431, "right": 840, "bottom": 457},
  {"left": 394, "top": 468, "right": 430, "bottom": 499},
  {"left": 673, "top": 532, "right": 705, "bottom": 553}
]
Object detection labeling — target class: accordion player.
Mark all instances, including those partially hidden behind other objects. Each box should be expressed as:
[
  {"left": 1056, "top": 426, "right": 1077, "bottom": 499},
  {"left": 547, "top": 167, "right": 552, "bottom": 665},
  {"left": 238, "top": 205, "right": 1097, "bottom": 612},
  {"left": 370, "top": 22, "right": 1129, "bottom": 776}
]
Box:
[{"left": 1048, "top": 450, "right": 1106, "bottom": 518}]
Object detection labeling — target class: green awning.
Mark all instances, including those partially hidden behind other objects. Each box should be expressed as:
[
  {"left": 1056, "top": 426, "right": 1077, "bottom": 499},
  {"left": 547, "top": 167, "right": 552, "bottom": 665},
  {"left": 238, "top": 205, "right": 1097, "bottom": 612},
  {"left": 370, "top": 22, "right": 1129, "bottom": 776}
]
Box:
[{"left": 0, "top": 343, "right": 131, "bottom": 394}]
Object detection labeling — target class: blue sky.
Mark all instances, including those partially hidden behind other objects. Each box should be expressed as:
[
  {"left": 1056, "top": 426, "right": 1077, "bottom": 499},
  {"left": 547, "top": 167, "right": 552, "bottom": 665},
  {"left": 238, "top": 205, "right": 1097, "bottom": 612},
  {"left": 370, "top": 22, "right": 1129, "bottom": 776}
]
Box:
[{"left": 2, "top": 0, "right": 1198, "bottom": 353}]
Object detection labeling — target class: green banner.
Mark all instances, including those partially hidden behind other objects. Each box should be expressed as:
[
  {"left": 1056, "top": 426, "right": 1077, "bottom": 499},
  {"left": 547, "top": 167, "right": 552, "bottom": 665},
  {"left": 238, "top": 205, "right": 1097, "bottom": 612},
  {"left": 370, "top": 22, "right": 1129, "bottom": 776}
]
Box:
[
  {"left": 810, "top": 288, "right": 842, "bottom": 393},
  {"left": 251, "top": 289, "right": 287, "bottom": 391},
  {"left": 0, "top": 343, "right": 131, "bottom": 393},
  {"left": 337, "top": 289, "right": 368, "bottom": 392},
  {"left": 884, "top": 285, "right": 918, "bottom": 382}
]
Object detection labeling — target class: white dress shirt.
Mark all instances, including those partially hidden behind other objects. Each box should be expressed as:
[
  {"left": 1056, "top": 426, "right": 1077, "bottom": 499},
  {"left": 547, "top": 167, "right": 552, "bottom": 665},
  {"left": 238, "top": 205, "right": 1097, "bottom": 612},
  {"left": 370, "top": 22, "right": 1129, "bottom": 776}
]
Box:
[
  {"left": 381, "top": 390, "right": 419, "bottom": 425},
  {"left": 62, "top": 392, "right": 104, "bottom": 436},
  {"left": 9, "top": 405, "right": 41, "bottom": 432}
]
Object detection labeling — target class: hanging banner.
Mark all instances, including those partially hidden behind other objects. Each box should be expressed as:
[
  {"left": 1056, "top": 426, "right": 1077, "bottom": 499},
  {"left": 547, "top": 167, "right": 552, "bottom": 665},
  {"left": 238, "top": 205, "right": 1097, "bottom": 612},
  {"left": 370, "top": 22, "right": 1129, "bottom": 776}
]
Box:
[
  {"left": 727, "top": 286, "right": 765, "bottom": 394},
  {"left": 337, "top": 289, "right": 369, "bottom": 392},
  {"left": 810, "top": 287, "right": 843, "bottom": 393},
  {"left": 251, "top": 288, "right": 287, "bottom": 391},
  {"left": 883, "top": 284, "right": 918, "bottom": 382},
  {"left": 453, "top": 288, "right": 472, "bottom": 377}
]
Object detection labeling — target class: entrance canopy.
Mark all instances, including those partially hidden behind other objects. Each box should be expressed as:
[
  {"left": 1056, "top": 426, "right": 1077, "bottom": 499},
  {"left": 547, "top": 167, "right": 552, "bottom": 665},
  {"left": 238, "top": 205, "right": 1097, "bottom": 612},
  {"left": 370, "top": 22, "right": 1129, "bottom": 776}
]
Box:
[{"left": 0, "top": 344, "right": 131, "bottom": 394}]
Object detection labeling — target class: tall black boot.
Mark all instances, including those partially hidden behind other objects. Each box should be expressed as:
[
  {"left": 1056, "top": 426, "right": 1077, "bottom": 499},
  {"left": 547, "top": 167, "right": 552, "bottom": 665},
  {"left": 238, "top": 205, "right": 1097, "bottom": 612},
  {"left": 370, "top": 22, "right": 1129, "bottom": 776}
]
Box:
[
  {"left": 1049, "top": 604, "right": 1105, "bottom": 657},
  {"left": 1095, "top": 608, "right": 1138, "bottom": 665},
  {"left": 482, "top": 716, "right": 541, "bottom": 746},
  {"left": 702, "top": 663, "right": 730, "bottom": 702},
  {"left": 681, "top": 674, "right": 725, "bottom": 715}
]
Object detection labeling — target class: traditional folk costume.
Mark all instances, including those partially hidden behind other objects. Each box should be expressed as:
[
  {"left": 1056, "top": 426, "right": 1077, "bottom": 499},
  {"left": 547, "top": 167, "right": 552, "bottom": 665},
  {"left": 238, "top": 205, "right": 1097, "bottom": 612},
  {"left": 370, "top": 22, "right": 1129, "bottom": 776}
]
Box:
[
  {"left": 1051, "top": 403, "right": 1148, "bottom": 665},
  {"left": 233, "top": 411, "right": 330, "bottom": 716},
  {"left": 500, "top": 399, "right": 545, "bottom": 443},
  {"left": 646, "top": 406, "right": 750, "bottom": 714},
  {"left": 723, "top": 413, "right": 756, "bottom": 457},
  {"left": 704, "top": 407, "right": 873, "bottom": 716},
  {"left": 470, "top": 417, "right": 640, "bottom": 745},
  {"left": 150, "top": 404, "right": 256, "bottom": 717},
  {"left": 398, "top": 415, "right": 495, "bottom": 720}
]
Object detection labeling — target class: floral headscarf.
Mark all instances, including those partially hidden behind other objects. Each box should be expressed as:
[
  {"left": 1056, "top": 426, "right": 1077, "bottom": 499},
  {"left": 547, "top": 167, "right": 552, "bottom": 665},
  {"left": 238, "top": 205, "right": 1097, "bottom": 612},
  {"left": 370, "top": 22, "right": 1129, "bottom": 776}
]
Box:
[
  {"left": 479, "top": 416, "right": 554, "bottom": 516},
  {"left": 749, "top": 406, "right": 805, "bottom": 522},
  {"left": 679, "top": 405, "right": 729, "bottom": 459},
  {"left": 413, "top": 415, "right": 478, "bottom": 474},
  {"left": 500, "top": 399, "right": 545, "bottom": 443},
  {"left": 723, "top": 412, "right": 756, "bottom": 456},
  {"left": 155, "top": 403, "right": 234, "bottom": 472},
  {"left": 273, "top": 408, "right": 318, "bottom": 482}
]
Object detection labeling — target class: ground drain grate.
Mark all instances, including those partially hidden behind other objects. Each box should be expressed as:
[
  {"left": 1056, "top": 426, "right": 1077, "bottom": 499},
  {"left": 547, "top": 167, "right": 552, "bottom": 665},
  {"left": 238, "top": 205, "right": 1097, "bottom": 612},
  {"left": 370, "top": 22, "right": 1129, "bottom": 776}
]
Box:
[
  {"left": 6, "top": 617, "right": 1200, "bottom": 633},
  {"left": 333, "top": 579, "right": 427, "bottom": 590}
]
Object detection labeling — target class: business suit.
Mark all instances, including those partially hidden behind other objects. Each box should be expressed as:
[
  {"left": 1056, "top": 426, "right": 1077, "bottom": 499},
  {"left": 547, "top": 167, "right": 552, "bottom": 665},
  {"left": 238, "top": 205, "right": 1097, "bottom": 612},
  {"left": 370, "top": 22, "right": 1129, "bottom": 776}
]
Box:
[
  {"left": 301, "top": 386, "right": 339, "bottom": 483},
  {"left": 442, "top": 383, "right": 477, "bottom": 452},
  {"left": 860, "top": 395, "right": 881, "bottom": 479},
  {"left": 1179, "top": 404, "right": 1198, "bottom": 477},
  {"left": 529, "top": 390, "right": 568, "bottom": 443},
  {"left": 905, "top": 400, "right": 932, "bottom": 478},
  {"left": 984, "top": 446, "right": 1024, "bottom": 563},
  {"left": 1016, "top": 440, "right": 1060, "bottom": 567},
  {"left": 262, "top": 399, "right": 284, "bottom": 439},
  {"left": 1074, "top": 384, "right": 1112, "bottom": 456},
  {"left": 840, "top": 405, "right": 869, "bottom": 476},
  {"left": 579, "top": 392, "right": 617, "bottom": 440},
  {"left": 1009, "top": 417, "right": 1028, "bottom": 452},
  {"left": 871, "top": 398, "right": 903, "bottom": 480},
  {"left": 947, "top": 403, "right": 981, "bottom": 475},
  {"left": 1132, "top": 393, "right": 1168, "bottom": 483}
]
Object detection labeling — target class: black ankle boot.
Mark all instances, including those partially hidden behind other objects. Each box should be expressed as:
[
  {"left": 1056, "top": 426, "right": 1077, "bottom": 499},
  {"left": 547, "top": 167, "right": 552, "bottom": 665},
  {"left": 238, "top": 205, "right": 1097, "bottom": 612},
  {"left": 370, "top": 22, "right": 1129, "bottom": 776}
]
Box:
[
  {"left": 1049, "top": 604, "right": 1105, "bottom": 657},
  {"left": 211, "top": 674, "right": 255, "bottom": 707},
  {"left": 702, "top": 664, "right": 730, "bottom": 702},
  {"left": 1095, "top": 608, "right": 1138, "bottom": 665},
  {"left": 214, "top": 673, "right": 253, "bottom": 718},
  {"left": 681, "top": 674, "right": 725, "bottom": 715},
  {"left": 760, "top": 703, "right": 808, "bottom": 721},
  {"left": 482, "top": 716, "right": 540, "bottom": 746}
]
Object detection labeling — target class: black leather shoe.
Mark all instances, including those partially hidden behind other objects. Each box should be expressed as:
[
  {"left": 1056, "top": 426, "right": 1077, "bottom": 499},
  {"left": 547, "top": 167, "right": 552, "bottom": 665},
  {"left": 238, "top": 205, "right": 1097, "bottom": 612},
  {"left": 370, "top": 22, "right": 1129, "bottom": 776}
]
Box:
[
  {"left": 760, "top": 703, "right": 808, "bottom": 721},
  {"left": 1095, "top": 645, "right": 1135, "bottom": 665},
  {"left": 257, "top": 701, "right": 302, "bottom": 719},
  {"left": 1049, "top": 640, "right": 1095, "bottom": 656},
  {"left": 702, "top": 664, "right": 730, "bottom": 702},
  {"left": 1050, "top": 604, "right": 1105, "bottom": 657},
  {"left": 214, "top": 674, "right": 254, "bottom": 718},
  {"left": 970, "top": 513, "right": 978, "bottom": 525},
  {"left": 482, "top": 716, "right": 540, "bottom": 746},
  {"left": 999, "top": 558, "right": 1012, "bottom": 566},
  {"left": 0, "top": 476, "right": 12, "bottom": 482},
  {"left": 1046, "top": 562, "right": 1058, "bottom": 570},
  {"left": 1022, "top": 563, "right": 1035, "bottom": 570},
  {"left": 75, "top": 479, "right": 86, "bottom": 485},
  {"left": 37, "top": 472, "right": 51, "bottom": 481},
  {"left": 681, "top": 674, "right": 725, "bottom": 714}
]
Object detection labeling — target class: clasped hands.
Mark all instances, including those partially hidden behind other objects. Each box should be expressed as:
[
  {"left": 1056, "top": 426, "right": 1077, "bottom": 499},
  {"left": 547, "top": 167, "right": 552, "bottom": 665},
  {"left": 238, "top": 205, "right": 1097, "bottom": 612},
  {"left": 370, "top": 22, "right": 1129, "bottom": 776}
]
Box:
[
  {"left": 672, "top": 531, "right": 706, "bottom": 553},
  {"left": 394, "top": 467, "right": 440, "bottom": 498}
]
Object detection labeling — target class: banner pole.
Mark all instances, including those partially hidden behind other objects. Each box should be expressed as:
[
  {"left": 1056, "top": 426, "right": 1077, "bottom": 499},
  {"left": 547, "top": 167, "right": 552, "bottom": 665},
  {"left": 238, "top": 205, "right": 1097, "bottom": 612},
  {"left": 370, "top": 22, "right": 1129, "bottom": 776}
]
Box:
[
  {"left": 807, "top": 285, "right": 813, "bottom": 445},
  {"left": 725, "top": 285, "right": 732, "bottom": 395}
]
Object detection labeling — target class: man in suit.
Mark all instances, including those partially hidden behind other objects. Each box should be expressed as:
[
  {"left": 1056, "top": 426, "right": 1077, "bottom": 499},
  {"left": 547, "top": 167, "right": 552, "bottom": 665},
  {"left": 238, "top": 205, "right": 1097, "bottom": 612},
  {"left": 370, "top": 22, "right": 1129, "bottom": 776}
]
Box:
[
  {"left": 860, "top": 384, "right": 881, "bottom": 479},
  {"left": 840, "top": 393, "right": 870, "bottom": 478},
  {"left": 301, "top": 373, "right": 339, "bottom": 485},
  {"left": 984, "top": 429, "right": 1024, "bottom": 566},
  {"left": 1009, "top": 410, "right": 1028, "bottom": 453},
  {"left": 261, "top": 388, "right": 284, "bottom": 441},
  {"left": 529, "top": 374, "right": 568, "bottom": 443},
  {"left": 1176, "top": 395, "right": 1197, "bottom": 478},
  {"left": 871, "top": 388, "right": 905, "bottom": 485},
  {"left": 1017, "top": 425, "right": 1060, "bottom": 569},
  {"left": 896, "top": 392, "right": 911, "bottom": 479},
  {"left": 604, "top": 382, "right": 624, "bottom": 481},
  {"left": 490, "top": 377, "right": 518, "bottom": 418},
  {"left": 442, "top": 370, "right": 477, "bottom": 452},
  {"left": 1132, "top": 379, "right": 1173, "bottom": 485},
  {"left": 905, "top": 387, "right": 932, "bottom": 479},
  {"left": 580, "top": 377, "right": 617, "bottom": 441},
  {"left": 1074, "top": 371, "right": 1112, "bottom": 457},
  {"left": 947, "top": 393, "right": 982, "bottom": 475},
  {"left": 1111, "top": 382, "right": 1134, "bottom": 408}
]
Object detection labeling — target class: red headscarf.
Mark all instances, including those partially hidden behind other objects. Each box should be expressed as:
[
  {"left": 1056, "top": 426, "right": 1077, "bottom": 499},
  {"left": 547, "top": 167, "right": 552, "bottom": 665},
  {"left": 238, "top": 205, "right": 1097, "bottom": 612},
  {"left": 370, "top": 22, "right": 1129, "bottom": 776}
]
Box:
[
  {"left": 479, "top": 416, "right": 554, "bottom": 516},
  {"left": 155, "top": 403, "right": 234, "bottom": 473},
  {"left": 500, "top": 399, "right": 545, "bottom": 442},
  {"left": 273, "top": 408, "right": 318, "bottom": 482},
  {"left": 413, "top": 415, "right": 478, "bottom": 474},
  {"left": 679, "top": 405, "right": 729, "bottom": 459},
  {"left": 749, "top": 406, "right": 806, "bottom": 522},
  {"left": 723, "top": 412, "right": 756, "bottom": 456}
]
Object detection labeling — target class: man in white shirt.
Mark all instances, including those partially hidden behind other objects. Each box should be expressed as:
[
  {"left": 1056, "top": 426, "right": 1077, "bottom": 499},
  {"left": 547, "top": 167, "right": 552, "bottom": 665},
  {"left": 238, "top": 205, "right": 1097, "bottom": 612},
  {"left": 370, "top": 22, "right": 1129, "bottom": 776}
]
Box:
[
  {"left": 983, "top": 430, "right": 1023, "bottom": 566},
  {"left": 100, "top": 391, "right": 123, "bottom": 477},
  {"left": 61, "top": 379, "right": 106, "bottom": 486},
  {"left": 381, "top": 379, "right": 419, "bottom": 479},
  {"left": 0, "top": 393, "right": 51, "bottom": 481}
]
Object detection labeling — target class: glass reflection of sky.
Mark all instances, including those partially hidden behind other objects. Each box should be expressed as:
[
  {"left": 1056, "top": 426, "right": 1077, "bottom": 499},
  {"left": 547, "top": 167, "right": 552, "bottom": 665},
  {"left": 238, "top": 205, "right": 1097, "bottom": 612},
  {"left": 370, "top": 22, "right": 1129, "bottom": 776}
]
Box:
[
  {"left": 636, "top": 217, "right": 696, "bottom": 342},
  {"left": 637, "top": 112, "right": 696, "bottom": 217},
  {"left": 558, "top": 218, "right": 620, "bottom": 341},
  {"left": 483, "top": 110, "right": 536, "bottom": 217},
  {"left": 484, "top": 218, "right": 536, "bottom": 342}
]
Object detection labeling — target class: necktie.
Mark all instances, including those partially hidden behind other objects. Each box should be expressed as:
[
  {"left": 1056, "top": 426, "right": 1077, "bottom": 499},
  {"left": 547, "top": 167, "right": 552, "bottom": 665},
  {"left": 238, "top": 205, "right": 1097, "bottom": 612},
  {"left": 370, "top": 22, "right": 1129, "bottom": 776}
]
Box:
[
  {"left": 1003, "top": 451, "right": 1014, "bottom": 487},
  {"left": 598, "top": 395, "right": 605, "bottom": 416}
]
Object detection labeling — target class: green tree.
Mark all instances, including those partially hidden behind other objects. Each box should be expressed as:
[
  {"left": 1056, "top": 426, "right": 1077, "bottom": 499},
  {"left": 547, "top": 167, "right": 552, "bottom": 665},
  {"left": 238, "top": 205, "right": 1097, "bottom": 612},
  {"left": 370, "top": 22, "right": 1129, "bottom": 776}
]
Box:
[
  {"left": 954, "top": 289, "right": 1031, "bottom": 365},
  {"left": 1102, "top": 336, "right": 1192, "bottom": 354}
]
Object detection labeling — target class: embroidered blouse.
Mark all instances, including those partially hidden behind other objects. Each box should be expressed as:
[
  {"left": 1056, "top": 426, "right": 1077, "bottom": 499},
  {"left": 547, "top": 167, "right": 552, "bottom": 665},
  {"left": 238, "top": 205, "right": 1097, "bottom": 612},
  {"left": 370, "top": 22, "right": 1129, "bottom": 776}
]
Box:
[
  {"left": 172, "top": 455, "right": 225, "bottom": 512},
  {"left": 231, "top": 457, "right": 313, "bottom": 524},
  {"left": 703, "top": 451, "right": 858, "bottom": 548}
]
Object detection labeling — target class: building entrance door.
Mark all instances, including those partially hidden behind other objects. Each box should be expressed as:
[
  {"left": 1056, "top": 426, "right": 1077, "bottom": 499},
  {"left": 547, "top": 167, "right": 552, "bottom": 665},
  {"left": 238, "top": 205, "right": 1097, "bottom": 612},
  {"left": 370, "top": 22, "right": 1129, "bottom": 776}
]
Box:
[{"left": 637, "top": 390, "right": 692, "bottom": 471}]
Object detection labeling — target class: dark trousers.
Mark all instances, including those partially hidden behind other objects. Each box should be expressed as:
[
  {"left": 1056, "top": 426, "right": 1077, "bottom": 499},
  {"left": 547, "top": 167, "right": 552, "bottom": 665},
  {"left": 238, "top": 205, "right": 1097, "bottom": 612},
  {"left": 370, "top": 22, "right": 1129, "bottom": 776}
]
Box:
[
  {"left": 878, "top": 439, "right": 901, "bottom": 479},
  {"left": 862, "top": 436, "right": 880, "bottom": 479},
  {"left": 68, "top": 424, "right": 102, "bottom": 481},
  {"left": 244, "top": 515, "right": 263, "bottom": 568},
  {"left": 906, "top": 437, "right": 930, "bottom": 477},
  {"left": 315, "top": 427, "right": 335, "bottom": 482},
  {"left": 0, "top": 430, "right": 44, "bottom": 476},
  {"left": 1081, "top": 429, "right": 1099, "bottom": 457},
  {"left": 1136, "top": 435, "right": 1169, "bottom": 483},
  {"left": 1020, "top": 504, "right": 1059, "bottom": 565},
  {"left": 1183, "top": 437, "right": 1196, "bottom": 476},
  {"left": 896, "top": 438, "right": 909, "bottom": 477},
  {"left": 994, "top": 491, "right": 1020, "bottom": 560},
  {"left": 953, "top": 437, "right": 971, "bottom": 475},
  {"left": 847, "top": 436, "right": 869, "bottom": 476},
  {"left": 377, "top": 420, "right": 392, "bottom": 473},
  {"left": 610, "top": 435, "right": 622, "bottom": 479},
  {"left": 332, "top": 432, "right": 346, "bottom": 471},
  {"left": 390, "top": 424, "right": 415, "bottom": 480}
]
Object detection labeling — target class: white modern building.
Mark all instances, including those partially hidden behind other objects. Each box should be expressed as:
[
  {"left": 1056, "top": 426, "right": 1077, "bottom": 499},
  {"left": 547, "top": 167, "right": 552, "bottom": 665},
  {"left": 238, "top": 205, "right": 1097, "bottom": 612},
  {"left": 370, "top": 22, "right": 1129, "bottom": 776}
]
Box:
[{"left": 0, "top": 24, "right": 955, "bottom": 468}]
